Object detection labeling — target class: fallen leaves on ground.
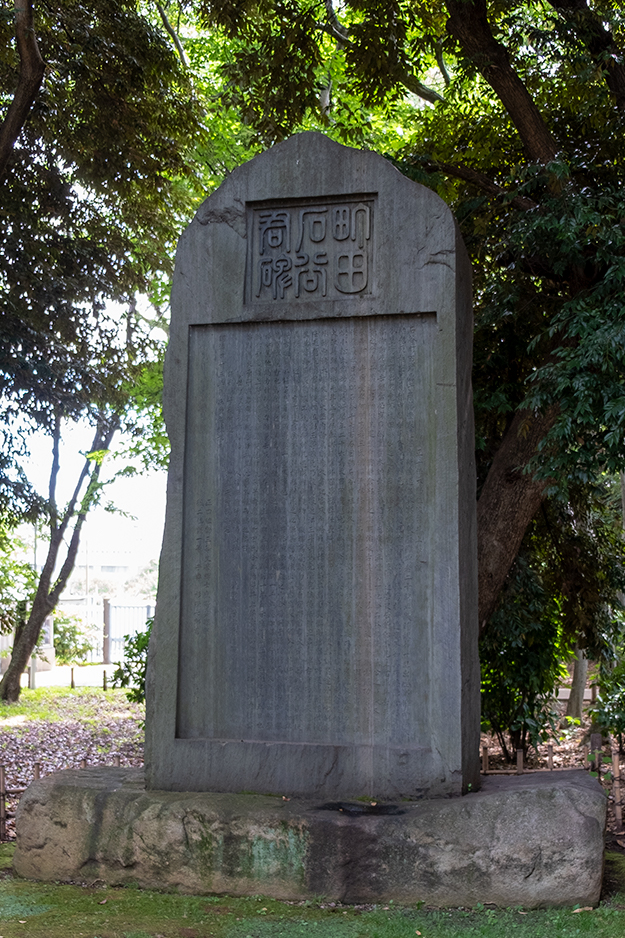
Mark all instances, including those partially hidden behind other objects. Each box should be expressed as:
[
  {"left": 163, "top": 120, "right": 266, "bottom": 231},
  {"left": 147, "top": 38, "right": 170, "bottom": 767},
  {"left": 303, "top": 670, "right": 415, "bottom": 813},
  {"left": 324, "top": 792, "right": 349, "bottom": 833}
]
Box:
[{"left": 0, "top": 690, "right": 144, "bottom": 839}]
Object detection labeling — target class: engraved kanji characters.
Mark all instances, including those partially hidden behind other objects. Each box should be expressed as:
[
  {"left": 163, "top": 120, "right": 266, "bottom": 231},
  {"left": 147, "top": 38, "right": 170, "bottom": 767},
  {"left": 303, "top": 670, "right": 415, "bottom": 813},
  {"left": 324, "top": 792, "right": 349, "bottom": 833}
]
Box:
[
  {"left": 255, "top": 209, "right": 293, "bottom": 298},
  {"left": 258, "top": 210, "right": 290, "bottom": 254},
  {"left": 334, "top": 202, "right": 370, "bottom": 294},
  {"left": 294, "top": 251, "right": 328, "bottom": 297},
  {"left": 257, "top": 254, "right": 293, "bottom": 299},
  {"left": 331, "top": 203, "right": 369, "bottom": 246},
  {"left": 351, "top": 203, "right": 370, "bottom": 249},
  {"left": 336, "top": 251, "right": 367, "bottom": 294},
  {"left": 332, "top": 207, "right": 350, "bottom": 240},
  {"left": 296, "top": 209, "right": 327, "bottom": 250},
  {"left": 254, "top": 200, "right": 372, "bottom": 300}
]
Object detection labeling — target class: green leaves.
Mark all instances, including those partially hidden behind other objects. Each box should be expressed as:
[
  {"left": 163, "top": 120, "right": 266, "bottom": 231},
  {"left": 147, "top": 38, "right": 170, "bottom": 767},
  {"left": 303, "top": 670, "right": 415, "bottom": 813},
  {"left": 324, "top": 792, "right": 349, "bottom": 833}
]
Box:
[
  {"left": 52, "top": 611, "right": 95, "bottom": 666},
  {"left": 480, "top": 549, "right": 569, "bottom": 759},
  {"left": 0, "top": 524, "right": 38, "bottom": 635},
  {"left": 1, "top": 0, "right": 206, "bottom": 519},
  {"left": 111, "top": 616, "right": 153, "bottom": 706},
  {"left": 480, "top": 477, "right": 625, "bottom": 757}
]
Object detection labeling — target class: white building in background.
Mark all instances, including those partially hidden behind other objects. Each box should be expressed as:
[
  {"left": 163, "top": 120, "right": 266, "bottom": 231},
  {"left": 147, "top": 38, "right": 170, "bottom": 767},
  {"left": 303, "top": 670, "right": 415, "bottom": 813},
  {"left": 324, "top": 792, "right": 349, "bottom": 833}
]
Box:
[
  {"left": 65, "top": 537, "right": 157, "bottom": 600},
  {"left": 1, "top": 531, "right": 158, "bottom": 674}
]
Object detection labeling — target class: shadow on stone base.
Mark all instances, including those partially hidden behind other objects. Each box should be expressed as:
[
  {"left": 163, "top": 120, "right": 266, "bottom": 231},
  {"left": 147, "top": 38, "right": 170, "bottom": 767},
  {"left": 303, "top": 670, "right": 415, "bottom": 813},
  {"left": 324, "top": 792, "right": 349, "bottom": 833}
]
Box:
[{"left": 14, "top": 768, "right": 605, "bottom": 908}]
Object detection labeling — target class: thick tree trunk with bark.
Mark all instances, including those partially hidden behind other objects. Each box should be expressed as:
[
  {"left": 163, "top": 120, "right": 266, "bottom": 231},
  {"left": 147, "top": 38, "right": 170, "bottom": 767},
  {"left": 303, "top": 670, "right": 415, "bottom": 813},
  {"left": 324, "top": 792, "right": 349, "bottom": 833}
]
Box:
[
  {"left": 440, "top": 3, "right": 579, "bottom": 626},
  {"left": 476, "top": 406, "right": 559, "bottom": 632},
  {"left": 0, "top": 421, "right": 115, "bottom": 703},
  {"left": 445, "top": 0, "right": 558, "bottom": 163},
  {"left": 0, "top": 0, "right": 45, "bottom": 178}
]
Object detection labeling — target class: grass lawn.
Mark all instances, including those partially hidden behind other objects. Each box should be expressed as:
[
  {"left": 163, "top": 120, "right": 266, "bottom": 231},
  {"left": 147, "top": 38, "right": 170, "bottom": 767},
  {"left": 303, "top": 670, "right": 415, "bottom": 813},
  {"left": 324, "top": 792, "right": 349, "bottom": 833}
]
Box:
[
  {"left": 1, "top": 688, "right": 624, "bottom": 937},
  {"left": 0, "top": 686, "right": 144, "bottom": 725},
  {"left": 0, "top": 843, "right": 624, "bottom": 938}
]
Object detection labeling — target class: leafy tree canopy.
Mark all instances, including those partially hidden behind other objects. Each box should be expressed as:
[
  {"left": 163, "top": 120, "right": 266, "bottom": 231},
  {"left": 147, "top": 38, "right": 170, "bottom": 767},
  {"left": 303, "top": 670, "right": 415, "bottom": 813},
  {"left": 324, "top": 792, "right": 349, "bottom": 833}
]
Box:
[
  {"left": 190, "top": 0, "right": 625, "bottom": 484},
  {"left": 170, "top": 0, "right": 625, "bottom": 740},
  {"left": 0, "top": 0, "right": 206, "bottom": 517},
  {"left": 0, "top": 0, "right": 210, "bottom": 700},
  {"left": 182, "top": 0, "right": 625, "bottom": 638}
]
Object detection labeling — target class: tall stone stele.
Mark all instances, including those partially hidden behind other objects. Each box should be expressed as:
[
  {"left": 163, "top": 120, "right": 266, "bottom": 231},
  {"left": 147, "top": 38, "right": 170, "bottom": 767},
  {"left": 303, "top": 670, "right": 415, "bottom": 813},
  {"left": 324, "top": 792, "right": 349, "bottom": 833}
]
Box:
[{"left": 146, "top": 133, "right": 480, "bottom": 800}]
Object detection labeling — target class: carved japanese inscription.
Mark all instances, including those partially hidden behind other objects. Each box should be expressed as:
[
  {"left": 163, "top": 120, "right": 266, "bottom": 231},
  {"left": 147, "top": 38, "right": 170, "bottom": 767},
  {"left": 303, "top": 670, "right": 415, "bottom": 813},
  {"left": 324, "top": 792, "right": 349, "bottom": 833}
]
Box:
[{"left": 247, "top": 196, "right": 375, "bottom": 303}]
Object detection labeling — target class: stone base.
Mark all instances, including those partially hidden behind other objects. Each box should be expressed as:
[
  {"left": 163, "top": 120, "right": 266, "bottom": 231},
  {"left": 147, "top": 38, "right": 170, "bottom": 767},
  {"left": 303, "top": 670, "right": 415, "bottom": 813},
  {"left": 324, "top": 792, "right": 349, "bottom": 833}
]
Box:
[{"left": 14, "top": 768, "right": 605, "bottom": 908}]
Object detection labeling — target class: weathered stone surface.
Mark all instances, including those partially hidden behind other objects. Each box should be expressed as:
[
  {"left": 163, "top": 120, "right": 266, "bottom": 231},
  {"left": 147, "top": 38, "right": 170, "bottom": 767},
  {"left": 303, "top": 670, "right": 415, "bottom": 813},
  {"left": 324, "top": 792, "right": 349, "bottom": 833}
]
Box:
[
  {"left": 147, "top": 131, "right": 479, "bottom": 800},
  {"left": 14, "top": 767, "right": 606, "bottom": 908}
]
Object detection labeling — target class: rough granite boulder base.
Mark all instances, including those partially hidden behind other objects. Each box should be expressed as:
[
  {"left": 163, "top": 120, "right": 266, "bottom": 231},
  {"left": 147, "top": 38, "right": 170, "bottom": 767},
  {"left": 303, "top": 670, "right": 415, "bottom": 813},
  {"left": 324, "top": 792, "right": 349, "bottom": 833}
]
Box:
[
  {"left": 14, "top": 767, "right": 605, "bottom": 908},
  {"left": 147, "top": 131, "right": 480, "bottom": 800}
]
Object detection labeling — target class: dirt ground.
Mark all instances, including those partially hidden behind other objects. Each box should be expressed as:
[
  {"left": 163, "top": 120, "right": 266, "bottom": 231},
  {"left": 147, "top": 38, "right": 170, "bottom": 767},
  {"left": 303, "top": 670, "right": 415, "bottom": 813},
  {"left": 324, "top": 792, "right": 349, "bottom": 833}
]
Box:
[{"left": 0, "top": 689, "right": 144, "bottom": 840}]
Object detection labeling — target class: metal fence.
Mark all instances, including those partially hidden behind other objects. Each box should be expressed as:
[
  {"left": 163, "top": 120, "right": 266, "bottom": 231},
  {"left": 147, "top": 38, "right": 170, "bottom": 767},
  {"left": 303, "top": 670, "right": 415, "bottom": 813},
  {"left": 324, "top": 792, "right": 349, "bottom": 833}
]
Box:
[
  {"left": 54, "top": 597, "right": 154, "bottom": 665},
  {"left": 55, "top": 596, "right": 104, "bottom": 660},
  {"left": 102, "top": 599, "right": 154, "bottom": 665},
  {"left": 0, "top": 599, "right": 154, "bottom": 678}
]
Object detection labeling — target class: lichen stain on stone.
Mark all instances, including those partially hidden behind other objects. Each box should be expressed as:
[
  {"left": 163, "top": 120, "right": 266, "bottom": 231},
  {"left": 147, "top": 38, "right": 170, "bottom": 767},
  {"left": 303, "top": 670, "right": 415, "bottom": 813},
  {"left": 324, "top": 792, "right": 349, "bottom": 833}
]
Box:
[
  {"left": 249, "top": 824, "right": 308, "bottom": 884},
  {"left": 188, "top": 818, "right": 308, "bottom": 885}
]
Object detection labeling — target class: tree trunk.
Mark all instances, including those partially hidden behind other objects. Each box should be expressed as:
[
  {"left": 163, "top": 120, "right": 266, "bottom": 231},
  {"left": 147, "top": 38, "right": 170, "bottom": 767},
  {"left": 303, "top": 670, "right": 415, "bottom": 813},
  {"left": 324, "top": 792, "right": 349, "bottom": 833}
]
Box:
[
  {"left": 566, "top": 645, "right": 588, "bottom": 721},
  {"left": 0, "top": 0, "right": 45, "bottom": 178},
  {"left": 0, "top": 584, "right": 55, "bottom": 702},
  {"left": 445, "top": 0, "right": 558, "bottom": 163},
  {"left": 476, "top": 406, "right": 559, "bottom": 632},
  {"left": 0, "top": 420, "right": 115, "bottom": 703}
]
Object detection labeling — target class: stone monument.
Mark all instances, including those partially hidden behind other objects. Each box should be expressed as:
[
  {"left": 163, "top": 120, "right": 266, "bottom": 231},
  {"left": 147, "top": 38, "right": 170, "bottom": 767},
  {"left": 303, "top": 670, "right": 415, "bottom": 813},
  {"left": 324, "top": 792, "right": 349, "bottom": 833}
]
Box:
[
  {"left": 13, "top": 135, "right": 607, "bottom": 907},
  {"left": 145, "top": 132, "right": 481, "bottom": 799}
]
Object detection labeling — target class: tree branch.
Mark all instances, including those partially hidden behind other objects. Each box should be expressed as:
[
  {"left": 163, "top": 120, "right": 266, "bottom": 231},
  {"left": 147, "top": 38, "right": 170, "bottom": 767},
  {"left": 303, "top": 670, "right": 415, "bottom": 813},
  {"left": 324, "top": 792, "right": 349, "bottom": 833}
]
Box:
[
  {"left": 319, "top": 78, "right": 332, "bottom": 119},
  {"left": 49, "top": 423, "right": 116, "bottom": 606},
  {"left": 156, "top": 2, "right": 188, "bottom": 67},
  {"left": 0, "top": 0, "right": 45, "bottom": 178},
  {"left": 445, "top": 0, "right": 558, "bottom": 163},
  {"left": 400, "top": 73, "right": 445, "bottom": 104},
  {"left": 55, "top": 438, "right": 95, "bottom": 546},
  {"left": 547, "top": 0, "right": 625, "bottom": 111},
  {"left": 436, "top": 39, "right": 451, "bottom": 86},
  {"left": 409, "top": 156, "right": 538, "bottom": 210},
  {"left": 317, "top": 4, "right": 445, "bottom": 106},
  {"left": 324, "top": 0, "right": 349, "bottom": 44},
  {"left": 48, "top": 412, "right": 61, "bottom": 532},
  {"left": 33, "top": 423, "right": 103, "bottom": 609}
]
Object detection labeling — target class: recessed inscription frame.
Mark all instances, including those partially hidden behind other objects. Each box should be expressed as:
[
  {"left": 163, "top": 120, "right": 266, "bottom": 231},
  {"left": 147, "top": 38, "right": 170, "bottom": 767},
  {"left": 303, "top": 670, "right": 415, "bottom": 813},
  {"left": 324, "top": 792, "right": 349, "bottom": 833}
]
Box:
[
  {"left": 176, "top": 311, "right": 439, "bottom": 749},
  {"left": 245, "top": 193, "right": 377, "bottom": 311}
]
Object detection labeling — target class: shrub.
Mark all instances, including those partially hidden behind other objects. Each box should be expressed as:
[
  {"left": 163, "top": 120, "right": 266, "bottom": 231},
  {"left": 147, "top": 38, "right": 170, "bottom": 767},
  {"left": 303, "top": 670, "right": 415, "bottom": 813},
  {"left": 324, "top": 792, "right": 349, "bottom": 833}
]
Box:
[
  {"left": 53, "top": 611, "right": 95, "bottom": 665},
  {"left": 593, "top": 660, "right": 625, "bottom": 748},
  {"left": 480, "top": 553, "right": 569, "bottom": 761},
  {"left": 111, "top": 617, "right": 152, "bottom": 705}
]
